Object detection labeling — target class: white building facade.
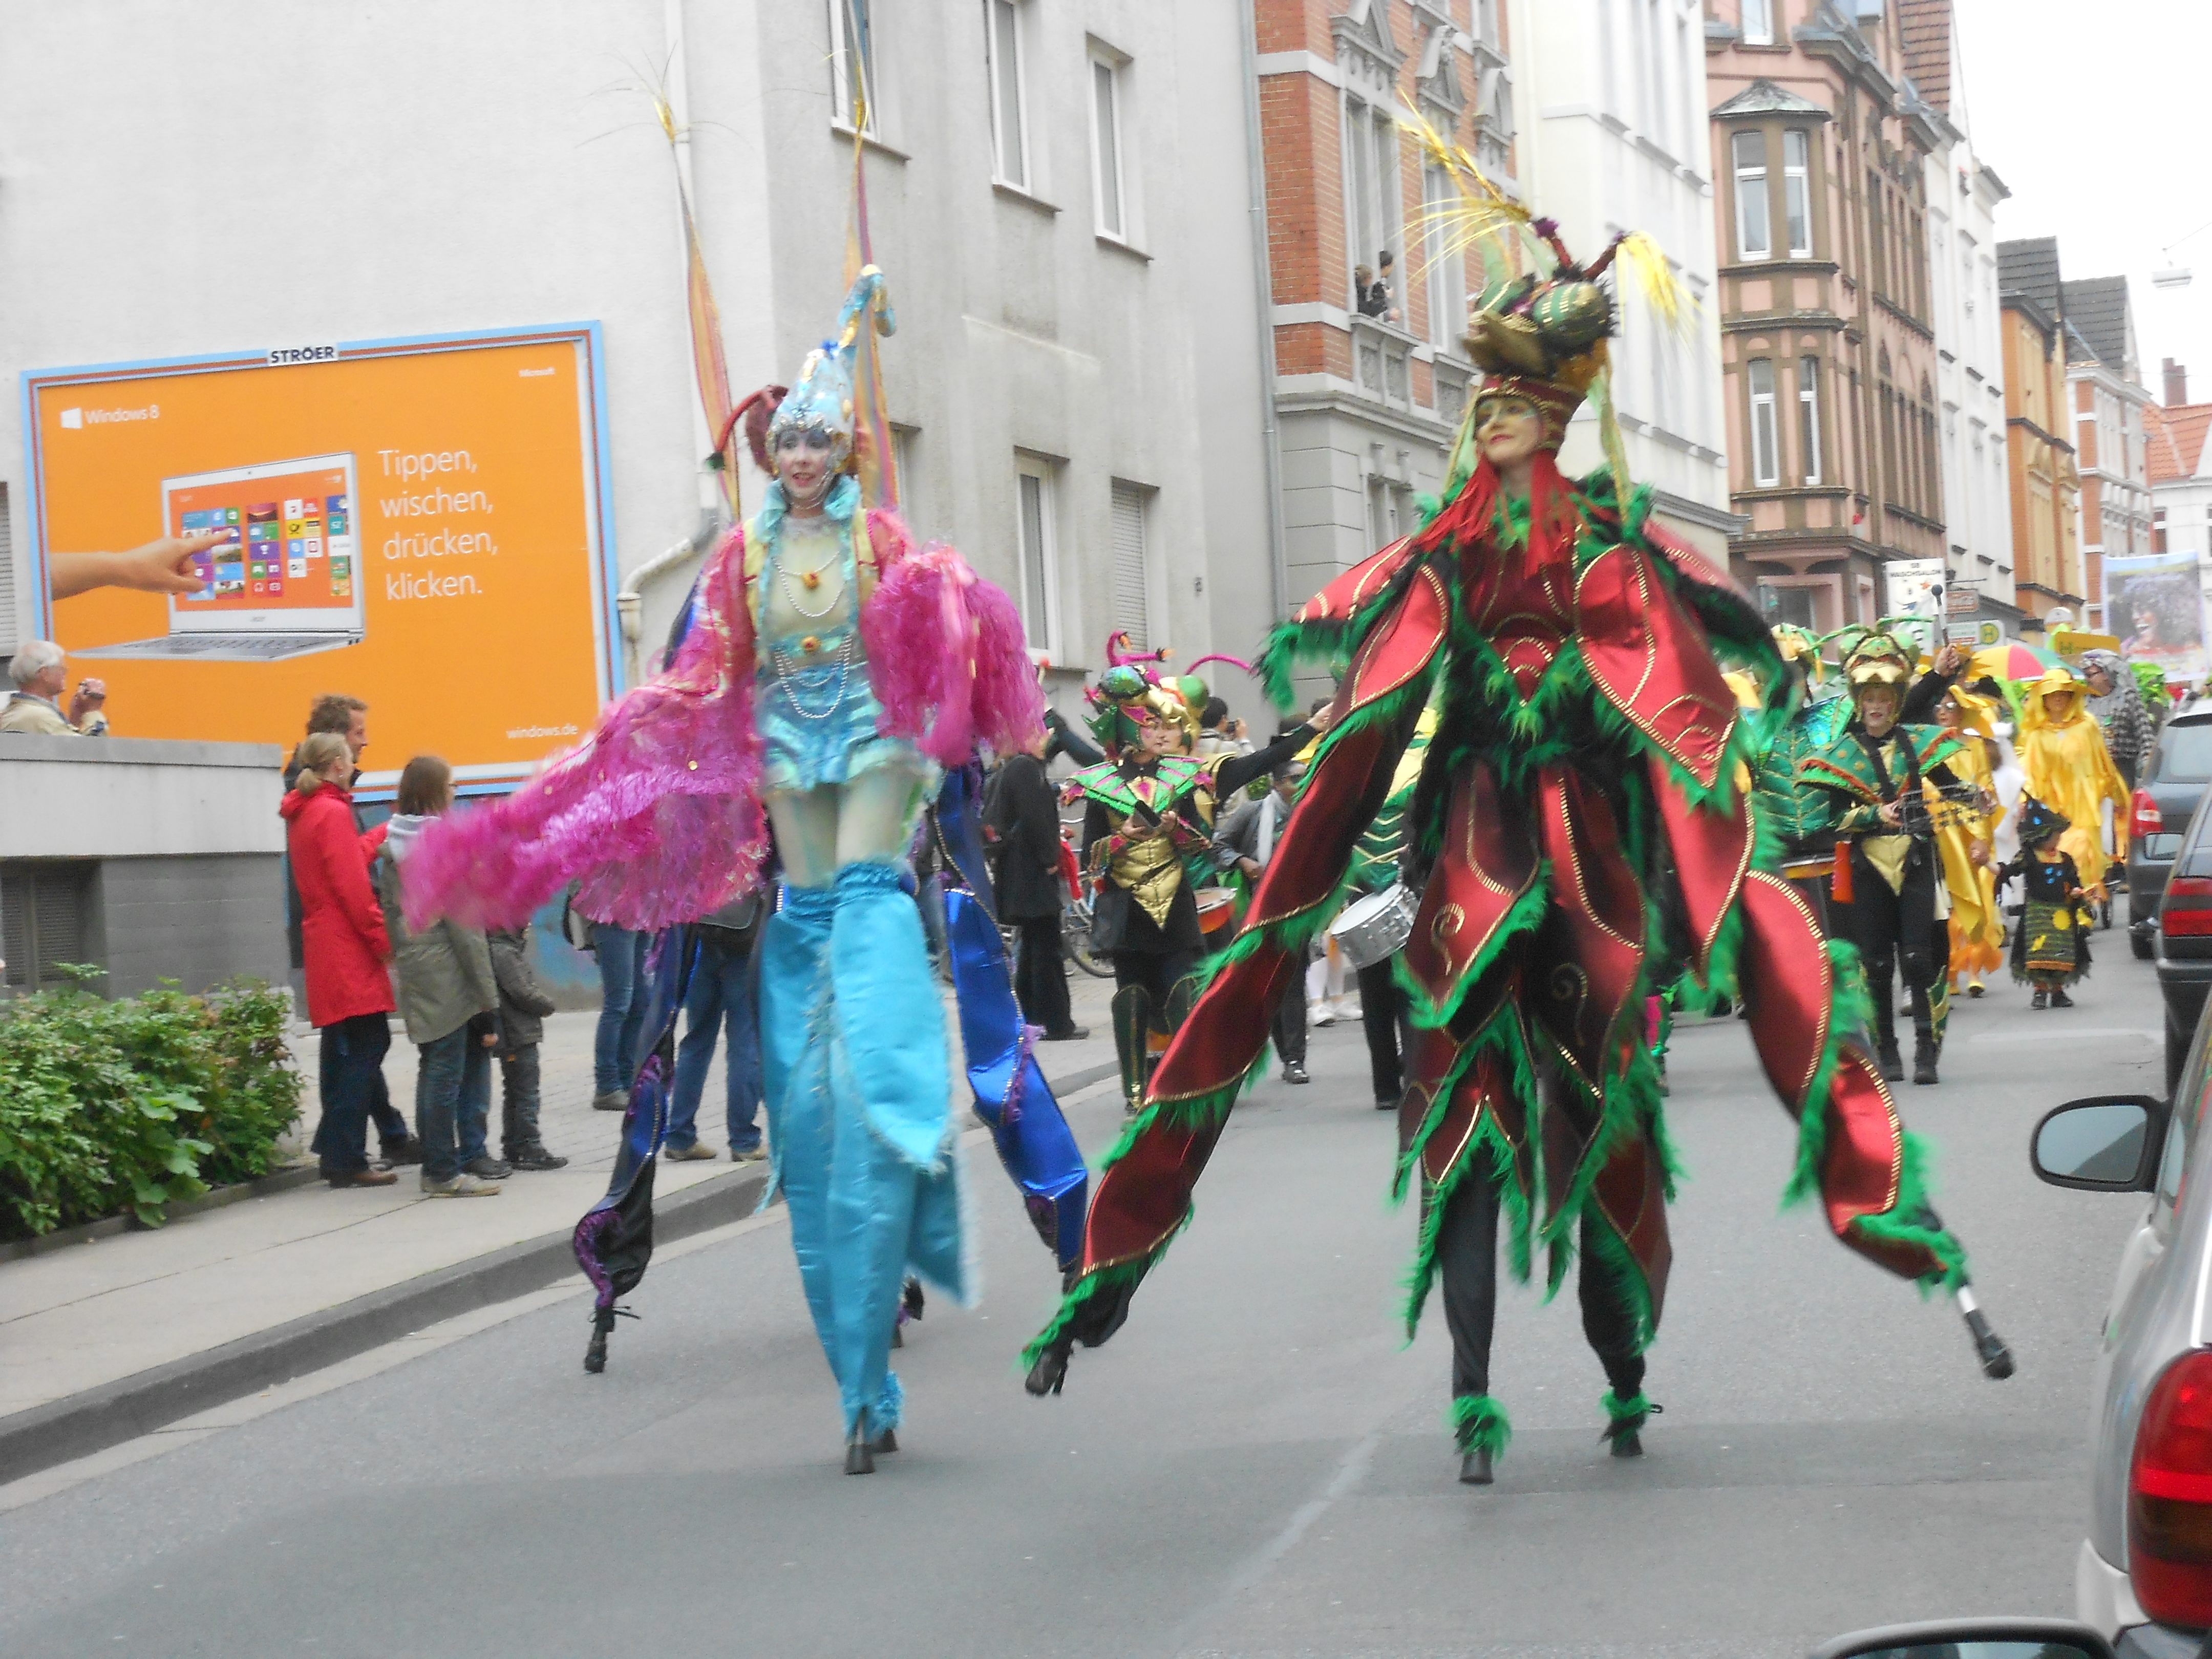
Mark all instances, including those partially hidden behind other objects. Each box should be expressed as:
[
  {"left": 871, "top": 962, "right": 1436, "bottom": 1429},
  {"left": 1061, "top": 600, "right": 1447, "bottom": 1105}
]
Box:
[
  {"left": 0, "top": 1, "right": 1277, "bottom": 728},
  {"left": 1506, "top": 0, "right": 1738, "bottom": 559}
]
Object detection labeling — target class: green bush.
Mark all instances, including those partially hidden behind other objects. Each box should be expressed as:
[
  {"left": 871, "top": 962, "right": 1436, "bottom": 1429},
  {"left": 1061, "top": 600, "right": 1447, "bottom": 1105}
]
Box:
[{"left": 0, "top": 973, "right": 304, "bottom": 1239}]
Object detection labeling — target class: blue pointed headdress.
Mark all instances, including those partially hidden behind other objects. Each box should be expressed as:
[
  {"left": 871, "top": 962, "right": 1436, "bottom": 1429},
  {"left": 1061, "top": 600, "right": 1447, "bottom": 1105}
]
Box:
[{"left": 765, "top": 265, "right": 896, "bottom": 461}]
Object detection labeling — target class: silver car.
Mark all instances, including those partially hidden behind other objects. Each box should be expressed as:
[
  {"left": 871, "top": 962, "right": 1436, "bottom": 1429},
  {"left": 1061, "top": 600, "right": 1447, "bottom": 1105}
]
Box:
[{"left": 2033, "top": 1015, "right": 2212, "bottom": 1656}]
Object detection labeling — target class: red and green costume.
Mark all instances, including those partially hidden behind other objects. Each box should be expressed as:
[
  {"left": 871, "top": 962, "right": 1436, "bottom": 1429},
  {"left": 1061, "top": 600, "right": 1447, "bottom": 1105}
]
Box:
[{"left": 1023, "top": 451, "right": 1972, "bottom": 1453}]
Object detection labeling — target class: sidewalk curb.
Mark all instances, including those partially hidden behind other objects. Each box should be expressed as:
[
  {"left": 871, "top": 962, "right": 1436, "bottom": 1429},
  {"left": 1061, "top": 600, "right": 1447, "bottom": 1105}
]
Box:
[
  {"left": 0, "top": 1163, "right": 324, "bottom": 1266},
  {"left": 0, "top": 1163, "right": 773, "bottom": 1490}
]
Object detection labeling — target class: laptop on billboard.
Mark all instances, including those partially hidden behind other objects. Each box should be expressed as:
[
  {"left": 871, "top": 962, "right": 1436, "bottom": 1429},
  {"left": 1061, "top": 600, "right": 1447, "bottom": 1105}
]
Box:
[{"left": 76, "top": 453, "right": 365, "bottom": 661}]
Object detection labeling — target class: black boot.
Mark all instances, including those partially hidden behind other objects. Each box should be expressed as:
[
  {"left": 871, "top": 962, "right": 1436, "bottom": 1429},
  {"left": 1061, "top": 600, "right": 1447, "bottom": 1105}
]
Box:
[
  {"left": 1111, "top": 985, "right": 1155, "bottom": 1118},
  {"left": 1602, "top": 1391, "right": 1659, "bottom": 1457},
  {"left": 1912, "top": 1017, "right": 1940, "bottom": 1086},
  {"left": 2051, "top": 987, "right": 2075, "bottom": 1008},
  {"left": 1868, "top": 967, "right": 1903, "bottom": 1080},
  {"left": 2031, "top": 988, "right": 2049, "bottom": 1010}
]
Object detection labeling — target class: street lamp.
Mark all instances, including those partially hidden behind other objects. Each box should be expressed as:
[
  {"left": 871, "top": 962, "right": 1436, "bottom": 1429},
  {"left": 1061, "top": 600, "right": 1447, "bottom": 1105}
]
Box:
[{"left": 2153, "top": 217, "right": 2212, "bottom": 289}]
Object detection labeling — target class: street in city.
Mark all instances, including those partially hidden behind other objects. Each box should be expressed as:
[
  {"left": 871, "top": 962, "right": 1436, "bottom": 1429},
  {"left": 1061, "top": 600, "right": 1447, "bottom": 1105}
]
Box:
[{"left": 0, "top": 952, "right": 2160, "bottom": 1658}]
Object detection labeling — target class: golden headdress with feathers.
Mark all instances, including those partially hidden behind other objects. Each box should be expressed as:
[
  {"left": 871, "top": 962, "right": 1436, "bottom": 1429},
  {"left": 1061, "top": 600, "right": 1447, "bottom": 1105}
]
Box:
[{"left": 1399, "top": 107, "right": 1695, "bottom": 503}]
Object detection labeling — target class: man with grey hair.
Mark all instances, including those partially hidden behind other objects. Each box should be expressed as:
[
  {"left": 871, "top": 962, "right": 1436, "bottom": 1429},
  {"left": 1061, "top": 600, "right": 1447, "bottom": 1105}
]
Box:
[{"left": 2, "top": 641, "right": 107, "bottom": 736}]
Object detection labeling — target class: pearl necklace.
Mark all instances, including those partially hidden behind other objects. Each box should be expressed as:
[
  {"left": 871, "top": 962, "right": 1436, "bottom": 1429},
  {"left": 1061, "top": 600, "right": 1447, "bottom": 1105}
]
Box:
[{"left": 769, "top": 629, "right": 855, "bottom": 720}]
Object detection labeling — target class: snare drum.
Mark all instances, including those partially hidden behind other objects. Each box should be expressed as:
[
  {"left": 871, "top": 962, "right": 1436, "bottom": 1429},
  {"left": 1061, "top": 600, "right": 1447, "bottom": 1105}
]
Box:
[
  {"left": 1329, "top": 883, "right": 1418, "bottom": 972},
  {"left": 1195, "top": 889, "right": 1235, "bottom": 935}
]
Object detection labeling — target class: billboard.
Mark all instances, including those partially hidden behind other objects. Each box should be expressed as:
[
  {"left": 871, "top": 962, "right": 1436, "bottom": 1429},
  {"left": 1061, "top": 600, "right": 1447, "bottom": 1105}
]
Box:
[
  {"left": 2106, "top": 552, "right": 2207, "bottom": 685},
  {"left": 21, "top": 325, "right": 619, "bottom": 793}
]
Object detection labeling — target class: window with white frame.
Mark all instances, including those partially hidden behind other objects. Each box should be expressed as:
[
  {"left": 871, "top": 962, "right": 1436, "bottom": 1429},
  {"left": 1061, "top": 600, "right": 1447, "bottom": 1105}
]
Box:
[
  {"left": 890, "top": 425, "right": 919, "bottom": 536},
  {"left": 1423, "top": 162, "right": 1466, "bottom": 353},
  {"left": 830, "top": 0, "right": 876, "bottom": 134},
  {"left": 1783, "top": 129, "right": 1812, "bottom": 257},
  {"left": 1748, "top": 358, "right": 1780, "bottom": 486},
  {"left": 1091, "top": 52, "right": 1128, "bottom": 240},
  {"left": 1733, "top": 131, "right": 1770, "bottom": 261},
  {"left": 1741, "top": 0, "right": 1775, "bottom": 46},
  {"left": 1109, "top": 481, "right": 1150, "bottom": 649},
  {"left": 984, "top": 0, "right": 1029, "bottom": 191},
  {"left": 1344, "top": 95, "right": 1400, "bottom": 313},
  {"left": 1014, "top": 455, "right": 1059, "bottom": 657},
  {"left": 1798, "top": 355, "right": 1822, "bottom": 485}
]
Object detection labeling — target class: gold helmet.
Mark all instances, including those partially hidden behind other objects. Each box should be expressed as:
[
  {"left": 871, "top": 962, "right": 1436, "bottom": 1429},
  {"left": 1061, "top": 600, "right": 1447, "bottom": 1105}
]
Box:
[{"left": 1841, "top": 630, "right": 1916, "bottom": 698}]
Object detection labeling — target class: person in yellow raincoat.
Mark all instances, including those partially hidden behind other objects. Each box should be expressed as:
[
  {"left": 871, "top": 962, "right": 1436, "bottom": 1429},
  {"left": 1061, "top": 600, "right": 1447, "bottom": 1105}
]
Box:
[
  {"left": 2016, "top": 668, "right": 2130, "bottom": 901},
  {"left": 1929, "top": 686, "right": 2005, "bottom": 995}
]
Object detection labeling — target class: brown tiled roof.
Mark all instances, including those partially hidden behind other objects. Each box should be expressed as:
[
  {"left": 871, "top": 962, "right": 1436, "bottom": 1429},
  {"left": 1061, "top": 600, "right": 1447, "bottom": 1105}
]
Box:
[
  {"left": 2147, "top": 400, "right": 2212, "bottom": 484},
  {"left": 1898, "top": 0, "right": 1952, "bottom": 115}
]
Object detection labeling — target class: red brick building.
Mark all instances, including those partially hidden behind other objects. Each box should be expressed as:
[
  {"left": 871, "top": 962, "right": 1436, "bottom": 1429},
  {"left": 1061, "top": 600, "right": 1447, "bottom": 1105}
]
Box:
[{"left": 1254, "top": 0, "right": 1515, "bottom": 599}]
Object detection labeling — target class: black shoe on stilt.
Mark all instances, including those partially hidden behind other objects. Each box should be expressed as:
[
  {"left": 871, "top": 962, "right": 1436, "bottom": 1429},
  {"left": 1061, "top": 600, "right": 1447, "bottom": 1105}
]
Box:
[
  {"left": 1611, "top": 1431, "right": 1643, "bottom": 1458},
  {"left": 1458, "top": 1448, "right": 1493, "bottom": 1485},
  {"left": 845, "top": 1416, "right": 877, "bottom": 1475},
  {"left": 1025, "top": 1336, "right": 1072, "bottom": 1397},
  {"left": 871, "top": 1427, "right": 898, "bottom": 1454},
  {"left": 1601, "top": 1392, "right": 1658, "bottom": 1458}
]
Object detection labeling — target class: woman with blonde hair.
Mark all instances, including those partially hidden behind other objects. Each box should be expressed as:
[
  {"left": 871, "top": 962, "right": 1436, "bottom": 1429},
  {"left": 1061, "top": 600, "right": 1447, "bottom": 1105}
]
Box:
[{"left": 280, "top": 730, "right": 398, "bottom": 1189}]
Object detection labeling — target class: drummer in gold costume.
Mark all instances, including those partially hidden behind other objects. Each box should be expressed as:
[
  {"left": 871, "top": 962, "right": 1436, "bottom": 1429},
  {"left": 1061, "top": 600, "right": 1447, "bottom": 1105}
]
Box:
[
  {"left": 1929, "top": 687, "right": 2005, "bottom": 996},
  {"left": 1064, "top": 661, "right": 1329, "bottom": 1112}
]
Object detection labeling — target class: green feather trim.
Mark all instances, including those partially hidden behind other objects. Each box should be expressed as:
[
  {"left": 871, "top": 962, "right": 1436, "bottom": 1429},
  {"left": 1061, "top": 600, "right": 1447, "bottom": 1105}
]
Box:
[
  {"left": 1780, "top": 939, "right": 1876, "bottom": 1208},
  {"left": 1449, "top": 1392, "right": 1513, "bottom": 1457},
  {"left": 1396, "top": 865, "right": 1552, "bottom": 1031},
  {"left": 1851, "top": 1130, "right": 1971, "bottom": 1296},
  {"left": 1600, "top": 1388, "right": 1652, "bottom": 1437},
  {"left": 1579, "top": 1209, "right": 1660, "bottom": 1355},
  {"left": 1018, "top": 1249, "right": 1158, "bottom": 1372}
]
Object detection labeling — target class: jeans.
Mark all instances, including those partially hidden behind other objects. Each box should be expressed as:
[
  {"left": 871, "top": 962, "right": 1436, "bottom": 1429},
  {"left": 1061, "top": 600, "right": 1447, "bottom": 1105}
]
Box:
[
  {"left": 369, "top": 1067, "right": 411, "bottom": 1151},
  {"left": 416, "top": 1027, "right": 493, "bottom": 1183},
  {"left": 669, "top": 932, "right": 764, "bottom": 1152},
  {"left": 313, "top": 1012, "right": 391, "bottom": 1175},
  {"left": 499, "top": 1045, "right": 544, "bottom": 1155},
  {"left": 1272, "top": 944, "right": 1310, "bottom": 1066},
  {"left": 592, "top": 925, "right": 651, "bottom": 1095},
  {"left": 1012, "top": 913, "right": 1075, "bottom": 1035},
  {"left": 1357, "top": 958, "right": 1408, "bottom": 1104}
]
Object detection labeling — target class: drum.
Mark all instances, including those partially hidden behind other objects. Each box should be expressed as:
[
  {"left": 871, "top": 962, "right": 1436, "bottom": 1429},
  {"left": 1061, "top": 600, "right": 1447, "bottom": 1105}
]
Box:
[
  {"left": 1329, "top": 883, "right": 1418, "bottom": 972},
  {"left": 1195, "top": 889, "right": 1236, "bottom": 935}
]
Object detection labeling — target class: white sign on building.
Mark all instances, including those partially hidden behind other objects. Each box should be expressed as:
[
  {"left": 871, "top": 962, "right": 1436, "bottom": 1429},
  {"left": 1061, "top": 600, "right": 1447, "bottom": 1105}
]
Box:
[{"left": 1885, "top": 558, "right": 1948, "bottom": 621}]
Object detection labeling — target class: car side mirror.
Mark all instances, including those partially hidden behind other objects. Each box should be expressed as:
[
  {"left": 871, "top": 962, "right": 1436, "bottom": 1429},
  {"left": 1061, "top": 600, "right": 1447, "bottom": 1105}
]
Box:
[
  {"left": 1811, "top": 1618, "right": 2116, "bottom": 1659},
  {"left": 2031, "top": 1095, "right": 2170, "bottom": 1192}
]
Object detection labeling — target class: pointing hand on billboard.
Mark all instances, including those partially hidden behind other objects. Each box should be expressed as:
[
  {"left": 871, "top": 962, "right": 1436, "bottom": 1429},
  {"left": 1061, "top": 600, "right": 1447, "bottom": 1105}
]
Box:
[{"left": 49, "top": 531, "right": 238, "bottom": 600}]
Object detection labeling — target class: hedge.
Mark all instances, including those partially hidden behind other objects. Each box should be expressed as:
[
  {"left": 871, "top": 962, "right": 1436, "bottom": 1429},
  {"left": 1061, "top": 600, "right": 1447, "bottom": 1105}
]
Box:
[{"left": 0, "top": 973, "right": 304, "bottom": 1239}]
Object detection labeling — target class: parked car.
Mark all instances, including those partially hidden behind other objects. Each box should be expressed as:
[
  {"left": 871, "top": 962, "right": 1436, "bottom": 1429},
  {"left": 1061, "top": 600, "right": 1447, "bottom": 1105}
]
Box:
[
  {"left": 2155, "top": 789, "right": 2212, "bottom": 1092},
  {"left": 2032, "top": 1019, "right": 2212, "bottom": 1656},
  {"left": 2128, "top": 708, "right": 2212, "bottom": 960}
]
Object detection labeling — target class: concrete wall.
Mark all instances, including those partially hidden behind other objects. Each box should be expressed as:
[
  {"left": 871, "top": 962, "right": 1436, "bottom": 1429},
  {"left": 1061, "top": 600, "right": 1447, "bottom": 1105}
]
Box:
[{"left": 0, "top": 736, "right": 287, "bottom": 997}]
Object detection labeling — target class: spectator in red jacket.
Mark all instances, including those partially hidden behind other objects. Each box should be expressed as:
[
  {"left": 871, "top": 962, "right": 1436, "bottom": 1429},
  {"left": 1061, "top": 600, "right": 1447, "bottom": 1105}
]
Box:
[{"left": 281, "top": 731, "right": 400, "bottom": 1189}]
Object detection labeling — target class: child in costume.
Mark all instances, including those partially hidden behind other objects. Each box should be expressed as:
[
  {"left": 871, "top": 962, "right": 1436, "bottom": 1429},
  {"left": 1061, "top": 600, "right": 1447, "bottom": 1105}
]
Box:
[
  {"left": 1022, "top": 156, "right": 2010, "bottom": 1485},
  {"left": 1999, "top": 796, "right": 2090, "bottom": 1008},
  {"left": 402, "top": 268, "right": 1042, "bottom": 1474}
]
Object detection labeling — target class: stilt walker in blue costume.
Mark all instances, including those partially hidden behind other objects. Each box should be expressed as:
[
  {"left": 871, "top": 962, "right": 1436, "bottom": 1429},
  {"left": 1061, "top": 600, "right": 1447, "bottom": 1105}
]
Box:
[{"left": 402, "top": 268, "right": 1047, "bottom": 1474}]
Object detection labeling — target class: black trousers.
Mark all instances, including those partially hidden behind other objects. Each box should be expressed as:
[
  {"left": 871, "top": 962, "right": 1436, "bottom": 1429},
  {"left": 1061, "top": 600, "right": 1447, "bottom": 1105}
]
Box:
[
  {"left": 1272, "top": 943, "right": 1309, "bottom": 1066},
  {"left": 1435, "top": 1166, "right": 1645, "bottom": 1403},
  {"left": 498, "top": 1045, "right": 543, "bottom": 1154},
  {"left": 1012, "top": 914, "right": 1075, "bottom": 1036},
  {"left": 1837, "top": 845, "right": 1945, "bottom": 1054},
  {"left": 1357, "top": 959, "right": 1408, "bottom": 1103}
]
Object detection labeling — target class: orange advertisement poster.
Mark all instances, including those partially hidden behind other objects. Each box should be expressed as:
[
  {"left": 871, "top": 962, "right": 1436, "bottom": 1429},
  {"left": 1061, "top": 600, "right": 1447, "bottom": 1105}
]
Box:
[{"left": 23, "top": 326, "right": 617, "bottom": 792}]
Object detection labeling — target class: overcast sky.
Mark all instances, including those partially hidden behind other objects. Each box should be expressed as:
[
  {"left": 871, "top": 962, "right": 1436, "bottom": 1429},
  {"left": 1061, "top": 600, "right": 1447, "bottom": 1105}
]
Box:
[{"left": 1951, "top": 0, "right": 2212, "bottom": 401}]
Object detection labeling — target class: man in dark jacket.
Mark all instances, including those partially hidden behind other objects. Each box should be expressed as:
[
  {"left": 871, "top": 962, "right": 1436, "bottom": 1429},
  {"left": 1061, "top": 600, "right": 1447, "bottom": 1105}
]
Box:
[{"left": 989, "top": 731, "right": 1086, "bottom": 1040}]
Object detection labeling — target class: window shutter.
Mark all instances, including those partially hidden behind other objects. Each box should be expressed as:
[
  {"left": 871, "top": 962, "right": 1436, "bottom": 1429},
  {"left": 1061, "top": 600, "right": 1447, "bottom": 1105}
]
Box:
[
  {"left": 0, "top": 863, "right": 95, "bottom": 992},
  {"left": 0, "top": 869, "right": 28, "bottom": 990},
  {"left": 1110, "top": 482, "right": 1148, "bottom": 650}
]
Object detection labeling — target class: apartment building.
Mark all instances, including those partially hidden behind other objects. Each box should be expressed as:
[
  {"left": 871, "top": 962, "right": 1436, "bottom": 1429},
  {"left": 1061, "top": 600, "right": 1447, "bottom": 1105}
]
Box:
[
  {"left": 1706, "top": 0, "right": 1949, "bottom": 631},
  {"left": 2061, "top": 276, "right": 2155, "bottom": 631},
  {"left": 1994, "top": 239, "right": 2085, "bottom": 634}
]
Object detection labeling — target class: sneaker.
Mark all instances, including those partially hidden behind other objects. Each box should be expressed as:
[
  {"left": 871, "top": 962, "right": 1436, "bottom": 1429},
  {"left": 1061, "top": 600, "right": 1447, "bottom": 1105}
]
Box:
[
  {"left": 1283, "top": 1061, "right": 1310, "bottom": 1085},
  {"left": 591, "top": 1090, "right": 630, "bottom": 1113},
  {"left": 505, "top": 1143, "right": 569, "bottom": 1172},
  {"left": 421, "top": 1172, "right": 501, "bottom": 1197},
  {"left": 463, "top": 1155, "right": 512, "bottom": 1180},
  {"left": 2031, "top": 989, "right": 2049, "bottom": 1010},
  {"left": 379, "top": 1136, "right": 426, "bottom": 1166},
  {"left": 664, "top": 1142, "right": 717, "bottom": 1162},
  {"left": 730, "top": 1143, "right": 769, "bottom": 1163},
  {"left": 1041, "top": 1026, "right": 1090, "bottom": 1041},
  {"left": 2051, "top": 988, "right": 2075, "bottom": 1008},
  {"left": 327, "top": 1166, "right": 398, "bottom": 1189},
  {"left": 1310, "top": 1008, "right": 1337, "bottom": 1028}
]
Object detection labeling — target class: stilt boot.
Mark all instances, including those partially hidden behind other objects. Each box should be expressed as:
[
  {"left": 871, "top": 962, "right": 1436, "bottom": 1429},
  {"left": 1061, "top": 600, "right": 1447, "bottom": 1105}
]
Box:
[
  {"left": 1111, "top": 985, "right": 1155, "bottom": 1117},
  {"left": 1602, "top": 1390, "right": 1659, "bottom": 1458},
  {"left": 1451, "top": 1394, "right": 1510, "bottom": 1487},
  {"left": 845, "top": 1413, "right": 876, "bottom": 1475}
]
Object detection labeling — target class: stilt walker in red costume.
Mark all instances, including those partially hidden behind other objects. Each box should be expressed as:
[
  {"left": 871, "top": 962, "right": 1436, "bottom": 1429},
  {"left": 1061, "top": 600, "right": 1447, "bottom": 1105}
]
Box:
[{"left": 1022, "top": 128, "right": 2011, "bottom": 1482}]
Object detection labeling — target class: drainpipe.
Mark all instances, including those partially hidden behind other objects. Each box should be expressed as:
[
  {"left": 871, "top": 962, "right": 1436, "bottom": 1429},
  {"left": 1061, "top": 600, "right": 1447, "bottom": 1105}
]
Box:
[
  {"left": 617, "top": 507, "right": 719, "bottom": 685},
  {"left": 1238, "top": 0, "right": 1289, "bottom": 622}
]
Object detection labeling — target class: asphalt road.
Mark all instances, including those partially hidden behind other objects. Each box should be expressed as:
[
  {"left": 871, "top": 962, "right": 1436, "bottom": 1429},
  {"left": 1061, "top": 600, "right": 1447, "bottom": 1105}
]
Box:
[{"left": 2, "top": 952, "right": 2165, "bottom": 1658}]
